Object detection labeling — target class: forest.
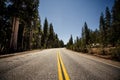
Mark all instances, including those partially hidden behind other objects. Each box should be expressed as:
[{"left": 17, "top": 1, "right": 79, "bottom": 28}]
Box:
[
  {"left": 0, "top": 0, "right": 64, "bottom": 54},
  {"left": 0, "top": 0, "right": 120, "bottom": 61},
  {"left": 67, "top": 0, "right": 120, "bottom": 61}
]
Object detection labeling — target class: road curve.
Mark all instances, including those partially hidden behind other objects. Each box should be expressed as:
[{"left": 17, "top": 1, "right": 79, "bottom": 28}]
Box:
[{"left": 0, "top": 48, "right": 120, "bottom": 80}]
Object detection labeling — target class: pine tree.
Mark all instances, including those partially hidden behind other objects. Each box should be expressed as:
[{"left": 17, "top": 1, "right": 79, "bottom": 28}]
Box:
[
  {"left": 99, "top": 13, "right": 106, "bottom": 47},
  {"left": 42, "top": 18, "right": 49, "bottom": 48},
  {"left": 9, "top": 0, "right": 22, "bottom": 51},
  {"left": 105, "top": 7, "right": 111, "bottom": 45},
  {"left": 59, "top": 40, "right": 64, "bottom": 47},
  {"left": 37, "top": 17, "right": 42, "bottom": 48},
  {"left": 8, "top": 0, "right": 40, "bottom": 51},
  {"left": 82, "top": 22, "right": 90, "bottom": 46},
  {"left": 69, "top": 35, "right": 73, "bottom": 45},
  {"left": 0, "top": 0, "right": 11, "bottom": 53},
  {"left": 32, "top": 16, "right": 42, "bottom": 49},
  {"left": 93, "top": 29, "right": 100, "bottom": 44},
  {"left": 111, "top": 0, "right": 120, "bottom": 46},
  {"left": 48, "top": 23, "right": 55, "bottom": 48},
  {"left": 67, "top": 35, "right": 73, "bottom": 49},
  {"left": 54, "top": 34, "right": 60, "bottom": 48},
  {"left": 74, "top": 36, "right": 80, "bottom": 51}
]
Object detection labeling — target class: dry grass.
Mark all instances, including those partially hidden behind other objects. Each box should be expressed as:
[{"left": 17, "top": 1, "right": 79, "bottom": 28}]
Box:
[
  {"left": 88, "top": 48, "right": 111, "bottom": 59},
  {"left": 89, "top": 47, "right": 115, "bottom": 54},
  {"left": 88, "top": 47, "right": 120, "bottom": 61}
]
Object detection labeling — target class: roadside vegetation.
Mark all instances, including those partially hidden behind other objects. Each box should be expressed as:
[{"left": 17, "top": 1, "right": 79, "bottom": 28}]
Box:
[
  {"left": 0, "top": 0, "right": 64, "bottom": 54},
  {"left": 66, "top": 0, "right": 120, "bottom": 61}
]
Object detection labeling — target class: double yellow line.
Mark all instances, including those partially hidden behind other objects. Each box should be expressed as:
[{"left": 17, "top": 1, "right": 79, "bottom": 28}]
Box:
[{"left": 57, "top": 51, "right": 70, "bottom": 80}]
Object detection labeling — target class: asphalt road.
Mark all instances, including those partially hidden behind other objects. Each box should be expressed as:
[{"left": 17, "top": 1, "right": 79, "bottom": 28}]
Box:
[{"left": 0, "top": 48, "right": 120, "bottom": 80}]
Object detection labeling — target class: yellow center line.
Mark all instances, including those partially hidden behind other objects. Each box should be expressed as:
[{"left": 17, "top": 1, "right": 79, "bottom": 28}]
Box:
[
  {"left": 57, "top": 51, "right": 70, "bottom": 80},
  {"left": 57, "top": 52, "right": 63, "bottom": 80}
]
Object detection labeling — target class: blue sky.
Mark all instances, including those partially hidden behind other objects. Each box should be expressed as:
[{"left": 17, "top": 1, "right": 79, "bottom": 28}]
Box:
[{"left": 39, "top": 0, "right": 114, "bottom": 44}]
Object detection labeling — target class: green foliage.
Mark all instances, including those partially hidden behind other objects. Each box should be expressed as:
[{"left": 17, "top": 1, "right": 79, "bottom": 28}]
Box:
[
  {"left": 59, "top": 40, "right": 64, "bottom": 47},
  {"left": 47, "top": 23, "right": 55, "bottom": 48},
  {"left": 67, "top": 0, "right": 120, "bottom": 57},
  {"left": 0, "top": 0, "right": 64, "bottom": 54},
  {"left": 41, "top": 19, "right": 64, "bottom": 49},
  {"left": 66, "top": 35, "right": 73, "bottom": 50},
  {"left": 41, "top": 18, "right": 49, "bottom": 48},
  {"left": 110, "top": 0, "right": 120, "bottom": 46},
  {"left": 99, "top": 13, "right": 106, "bottom": 47},
  {"left": 69, "top": 35, "right": 73, "bottom": 45},
  {"left": 105, "top": 7, "right": 111, "bottom": 45},
  {"left": 0, "top": 0, "right": 12, "bottom": 53},
  {"left": 82, "top": 22, "right": 91, "bottom": 45}
]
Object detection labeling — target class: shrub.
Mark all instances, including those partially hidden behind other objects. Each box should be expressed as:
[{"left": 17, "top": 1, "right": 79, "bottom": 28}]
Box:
[
  {"left": 81, "top": 48, "right": 88, "bottom": 53},
  {"left": 99, "top": 49, "right": 106, "bottom": 55},
  {"left": 110, "top": 47, "right": 120, "bottom": 61}
]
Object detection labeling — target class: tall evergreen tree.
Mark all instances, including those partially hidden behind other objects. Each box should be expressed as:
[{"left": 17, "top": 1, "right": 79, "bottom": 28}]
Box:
[
  {"left": 9, "top": 0, "right": 23, "bottom": 51},
  {"left": 110, "top": 0, "right": 120, "bottom": 46},
  {"left": 42, "top": 18, "right": 49, "bottom": 48},
  {"left": 59, "top": 40, "right": 64, "bottom": 47},
  {"left": 82, "top": 22, "right": 90, "bottom": 46},
  {"left": 37, "top": 17, "right": 42, "bottom": 48},
  {"left": 93, "top": 29, "right": 100, "bottom": 44},
  {"left": 67, "top": 35, "right": 73, "bottom": 49},
  {"left": 48, "top": 23, "right": 55, "bottom": 48},
  {"left": 0, "top": 0, "right": 11, "bottom": 53},
  {"left": 99, "top": 13, "right": 106, "bottom": 47},
  {"left": 105, "top": 7, "right": 111, "bottom": 45},
  {"left": 32, "top": 16, "right": 42, "bottom": 49},
  {"left": 69, "top": 35, "right": 73, "bottom": 45},
  {"left": 54, "top": 34, "right": 60, "bottom": 48},
  {"left": 105, "top": 7, "right": 111, "bottom": 29},
  {"left": 8, "top": 0, "right": 40, "bottom": 51}
]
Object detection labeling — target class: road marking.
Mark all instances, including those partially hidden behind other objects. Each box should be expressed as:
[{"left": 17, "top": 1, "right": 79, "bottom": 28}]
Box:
[
  {"left": 57, "top": 53, "right": 63, "bottom": 80},
  {"left": 57, "top": 51, "right": 70, "bottom": 80}
]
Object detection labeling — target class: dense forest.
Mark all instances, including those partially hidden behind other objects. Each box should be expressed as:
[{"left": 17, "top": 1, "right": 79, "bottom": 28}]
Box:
[
  {"left": 67, "top": 0, "right": 120, "bottom": 60},
  {"left": 0, "top": 0, "right": 64, "bottom": 54}
]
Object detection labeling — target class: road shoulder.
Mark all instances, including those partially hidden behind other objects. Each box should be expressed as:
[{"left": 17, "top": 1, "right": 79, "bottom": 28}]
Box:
[
  {"left": 0, "top": 50, "right": 42, "bottom": 59},
  {"left": 66, "top": 49, "right": 120, "bottom": 69}
]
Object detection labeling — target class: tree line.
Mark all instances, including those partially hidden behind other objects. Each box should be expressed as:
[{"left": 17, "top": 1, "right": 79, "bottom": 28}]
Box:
[
  {"left": 67, "top": 0, "right": 120, "bottom": 55},
  {"left": 0, "top": 0, "right": 64, "bottom": 54},
  {"left": 41, "top": 18, "right": 64, "bottom": 49}
]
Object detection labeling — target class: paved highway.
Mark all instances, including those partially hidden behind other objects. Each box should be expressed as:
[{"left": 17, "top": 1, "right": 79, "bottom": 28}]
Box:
[{"left": 0, "top": 48, "right": 120, "bottom": 80}]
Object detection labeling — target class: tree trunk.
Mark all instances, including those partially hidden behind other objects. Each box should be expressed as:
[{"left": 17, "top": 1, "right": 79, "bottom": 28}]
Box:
[{"left": 10, "top": 17, "right": 19, "bottom": 51}]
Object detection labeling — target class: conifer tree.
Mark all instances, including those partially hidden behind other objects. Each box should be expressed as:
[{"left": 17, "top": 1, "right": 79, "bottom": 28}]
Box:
[
  {"left": 42, "top": 18, "right": 49, "bottom": 48},
  {"left": 99, "top": 13, "right": 106, "bottom": 47},
  {"left": 111, "top": 0, "right": 120, "bottom": 46},
  {"left": 48, "top": 23, "right": 55, "bottom": 48},
  {"left": 105, "top": 7, "right": 111, "bottom": 45}
]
